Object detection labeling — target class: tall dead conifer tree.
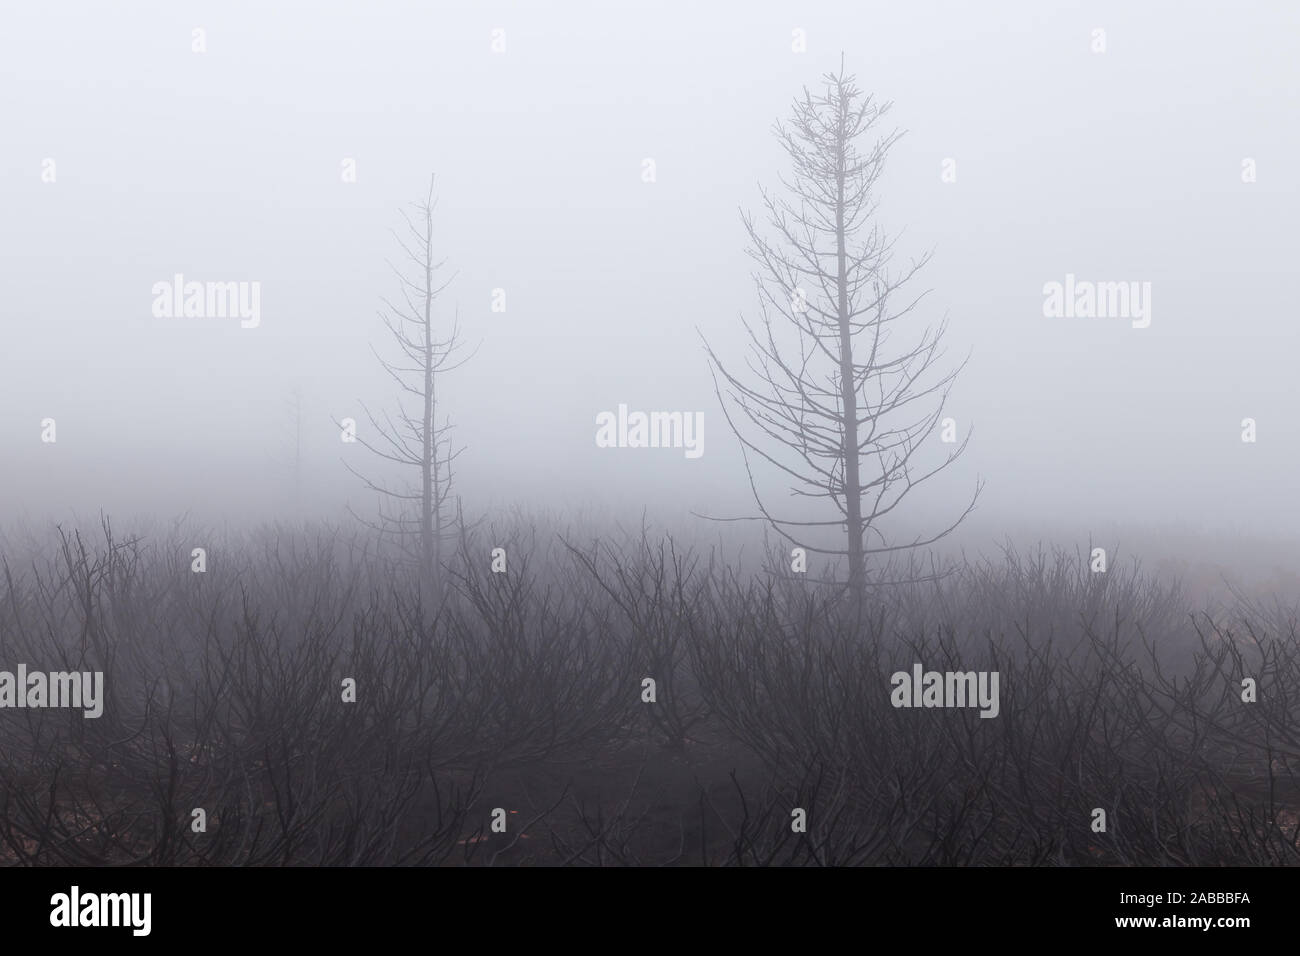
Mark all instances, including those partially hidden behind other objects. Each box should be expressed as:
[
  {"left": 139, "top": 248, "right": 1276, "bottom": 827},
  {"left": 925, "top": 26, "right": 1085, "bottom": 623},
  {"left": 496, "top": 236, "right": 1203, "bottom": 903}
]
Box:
[
  {"left": 703, "top": 61, "right": 981, "bottom": 589},
  {"left": 343, "top": 174, "right": 474, "bottom": 579}
]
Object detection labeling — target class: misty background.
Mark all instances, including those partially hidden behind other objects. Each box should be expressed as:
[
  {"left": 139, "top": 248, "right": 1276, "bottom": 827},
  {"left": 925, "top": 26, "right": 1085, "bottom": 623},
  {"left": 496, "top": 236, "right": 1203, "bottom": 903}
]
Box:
[{"left": 1, "top": 0, "right": 1297, "bottom": 584}]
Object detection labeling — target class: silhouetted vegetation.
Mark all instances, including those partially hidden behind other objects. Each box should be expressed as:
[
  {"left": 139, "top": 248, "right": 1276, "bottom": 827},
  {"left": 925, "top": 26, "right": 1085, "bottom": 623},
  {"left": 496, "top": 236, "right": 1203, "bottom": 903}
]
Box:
[{"left": 0, "top": 517, "right": 1295, "bottom": 865}]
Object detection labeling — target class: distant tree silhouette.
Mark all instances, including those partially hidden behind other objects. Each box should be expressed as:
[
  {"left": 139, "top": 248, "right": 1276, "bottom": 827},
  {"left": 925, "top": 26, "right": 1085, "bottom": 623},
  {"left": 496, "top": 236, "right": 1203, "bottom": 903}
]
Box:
[
  {"left": 288, "top": 384, "right": 303, "bottom": 501},
  {"left": 341, "top": 174, "right": 475, "bottom": 579}
]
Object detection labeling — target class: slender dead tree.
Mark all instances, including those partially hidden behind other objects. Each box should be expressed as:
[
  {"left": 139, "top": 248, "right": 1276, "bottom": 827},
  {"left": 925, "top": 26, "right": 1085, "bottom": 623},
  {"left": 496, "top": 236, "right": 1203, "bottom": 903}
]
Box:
[
  {"left": 702, "top": 60, "right": 981, "bottom": 590},
  {"left": 341, "top": 174, "right": 475, "bottom": 579}
]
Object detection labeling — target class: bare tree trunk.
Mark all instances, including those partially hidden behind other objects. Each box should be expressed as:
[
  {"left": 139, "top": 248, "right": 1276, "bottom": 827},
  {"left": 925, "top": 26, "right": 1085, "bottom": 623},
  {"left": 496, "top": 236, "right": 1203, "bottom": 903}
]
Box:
[
  {"left": 421, "top": 191, "right": 435, "bottom": 577},
  {"left": 833, "top": 107, "right": 865, "bottom": 590}
]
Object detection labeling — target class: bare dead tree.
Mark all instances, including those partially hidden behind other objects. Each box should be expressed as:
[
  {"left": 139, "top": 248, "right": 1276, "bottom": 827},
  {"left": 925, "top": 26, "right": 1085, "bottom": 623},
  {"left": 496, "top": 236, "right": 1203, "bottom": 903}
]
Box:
[
  {"left": 341, "top": 174, "right": 476, "bottom": 580},
  {"left": 701, "top": 59, "right": 981, "bottom": 590}
]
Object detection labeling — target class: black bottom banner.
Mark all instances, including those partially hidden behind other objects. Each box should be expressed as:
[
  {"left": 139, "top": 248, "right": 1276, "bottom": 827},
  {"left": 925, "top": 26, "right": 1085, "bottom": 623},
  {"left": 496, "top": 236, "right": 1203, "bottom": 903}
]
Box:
[{"left": 0, "top": 865, "right": 1275, "bottom": 944}]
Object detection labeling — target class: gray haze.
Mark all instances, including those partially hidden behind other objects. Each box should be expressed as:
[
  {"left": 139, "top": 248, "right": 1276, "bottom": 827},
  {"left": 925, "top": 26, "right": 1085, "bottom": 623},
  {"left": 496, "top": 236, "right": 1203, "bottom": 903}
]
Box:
[{"left": 2, "top": 1, "right": 1298, "bottom": 562}]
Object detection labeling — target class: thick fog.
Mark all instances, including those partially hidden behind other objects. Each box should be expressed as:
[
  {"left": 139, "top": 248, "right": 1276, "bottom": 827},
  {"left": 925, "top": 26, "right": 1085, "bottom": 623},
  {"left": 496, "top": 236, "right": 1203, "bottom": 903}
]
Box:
[{"left": 2, "top": 1, "right": 1297, "bottom": 563}]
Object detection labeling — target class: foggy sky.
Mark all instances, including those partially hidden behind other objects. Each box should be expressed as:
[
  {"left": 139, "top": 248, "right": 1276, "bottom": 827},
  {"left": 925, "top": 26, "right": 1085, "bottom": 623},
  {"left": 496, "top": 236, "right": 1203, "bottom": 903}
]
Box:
[{"left": 2, "top": 0, "right": 1297, "bottom": 551}]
